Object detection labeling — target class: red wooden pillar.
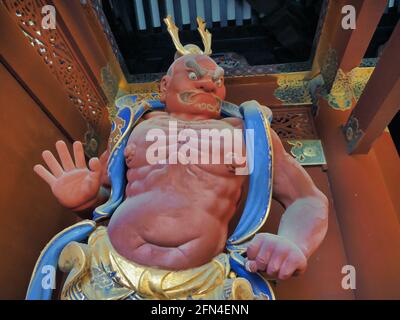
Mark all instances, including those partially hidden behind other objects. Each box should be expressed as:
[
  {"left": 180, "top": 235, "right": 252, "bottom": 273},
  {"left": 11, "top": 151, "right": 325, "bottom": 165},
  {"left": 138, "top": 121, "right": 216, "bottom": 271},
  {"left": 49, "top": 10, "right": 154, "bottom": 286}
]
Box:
[
  {"left": 343, "top": 22, "right": 400, "bottom": 154},
  {"left": 312, "top": 1, "right": 400, "bottom": 299},
  {"left": 309, "top": 0, "right": 386, "bottom": 112},
  {"left": 311, "top": 0, "right": 386, "bottom": 83}
]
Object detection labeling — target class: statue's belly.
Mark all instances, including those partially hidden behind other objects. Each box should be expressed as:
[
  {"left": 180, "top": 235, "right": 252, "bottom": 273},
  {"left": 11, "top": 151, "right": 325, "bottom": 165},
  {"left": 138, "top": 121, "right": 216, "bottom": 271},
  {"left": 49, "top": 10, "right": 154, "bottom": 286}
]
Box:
[
  {"left": 110, "top": 186, "right": 210, "bottom": 245},
  {"left": 107, "top": 164, "right": 243, "bottom": 269},
  {"left": 107, "top": 188, "right": 230, "bottom": 268},
  {"left": 107, "top": 116, "right": 245, "bottom": 269}
]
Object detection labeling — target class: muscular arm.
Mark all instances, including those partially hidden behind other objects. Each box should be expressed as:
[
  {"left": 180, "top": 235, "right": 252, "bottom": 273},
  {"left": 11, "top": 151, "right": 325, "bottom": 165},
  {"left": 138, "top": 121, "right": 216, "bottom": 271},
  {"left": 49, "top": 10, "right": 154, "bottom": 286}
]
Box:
[
  {"left": 271, "top": 129, "right": 328, "bottom": 258},
  {"left": 246, "top": 128, "right": 328, "bottom": 280},
  {"left": 225, "top": 109, "right": 328, "bottom": 256}
]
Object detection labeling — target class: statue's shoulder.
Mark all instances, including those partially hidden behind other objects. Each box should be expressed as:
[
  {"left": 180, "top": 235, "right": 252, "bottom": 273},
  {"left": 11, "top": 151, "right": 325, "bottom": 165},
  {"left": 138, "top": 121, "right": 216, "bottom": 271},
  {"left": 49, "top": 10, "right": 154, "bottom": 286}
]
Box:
[{"left": 240, "top": 100, "right": 273, "bottom": 121}]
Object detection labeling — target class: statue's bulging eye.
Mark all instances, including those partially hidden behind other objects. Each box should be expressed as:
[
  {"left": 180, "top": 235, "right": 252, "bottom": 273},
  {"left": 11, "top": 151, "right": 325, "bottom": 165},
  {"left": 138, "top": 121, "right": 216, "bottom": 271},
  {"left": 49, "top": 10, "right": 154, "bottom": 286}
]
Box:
[
  {"left": 215, "top": 78, "right": 223, "bottom": 87},
  {"left": 188, "top": 72, "right": 198, "bottom": 80}
]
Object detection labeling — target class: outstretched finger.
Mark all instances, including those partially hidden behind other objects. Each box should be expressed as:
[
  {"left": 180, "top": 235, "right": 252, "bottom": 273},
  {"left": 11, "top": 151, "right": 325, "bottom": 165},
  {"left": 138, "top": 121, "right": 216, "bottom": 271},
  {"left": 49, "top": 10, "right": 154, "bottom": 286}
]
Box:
[
  {"left": 34, "top": 164, "right": 56, "bottom": 186},
  {"left": 56, "top": 141, "right": 75, "bottom": 171},
  {"left": 73, "top": 141, "right": 87, "bottom": 169},
  {"left": 42, "top": 150, "right": 63, "bottom": 177},
  {"left": 88, "top": 157, "right": 102, "bottom": 173}
]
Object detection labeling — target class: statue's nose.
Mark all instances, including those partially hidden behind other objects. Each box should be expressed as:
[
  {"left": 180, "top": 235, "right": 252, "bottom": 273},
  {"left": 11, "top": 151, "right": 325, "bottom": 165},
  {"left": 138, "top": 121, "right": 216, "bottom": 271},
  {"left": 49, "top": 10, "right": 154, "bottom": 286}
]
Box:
[{"left": 196, "top": 79, "right": 216, "bottom": 93}]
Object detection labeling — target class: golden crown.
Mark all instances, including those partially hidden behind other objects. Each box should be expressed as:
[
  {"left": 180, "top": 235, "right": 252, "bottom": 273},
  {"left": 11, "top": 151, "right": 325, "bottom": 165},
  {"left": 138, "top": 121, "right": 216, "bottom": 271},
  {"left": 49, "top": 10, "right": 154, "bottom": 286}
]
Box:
[{"left": 163, "top": 15, "right": 212, "bottom": 57}]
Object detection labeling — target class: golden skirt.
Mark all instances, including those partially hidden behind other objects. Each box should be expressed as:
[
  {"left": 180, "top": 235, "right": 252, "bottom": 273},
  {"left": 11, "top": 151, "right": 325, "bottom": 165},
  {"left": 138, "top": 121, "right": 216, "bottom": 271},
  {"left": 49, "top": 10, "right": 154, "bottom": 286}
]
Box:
[{"left": 58, "top": 226, "right": 258, "bottom": 300}]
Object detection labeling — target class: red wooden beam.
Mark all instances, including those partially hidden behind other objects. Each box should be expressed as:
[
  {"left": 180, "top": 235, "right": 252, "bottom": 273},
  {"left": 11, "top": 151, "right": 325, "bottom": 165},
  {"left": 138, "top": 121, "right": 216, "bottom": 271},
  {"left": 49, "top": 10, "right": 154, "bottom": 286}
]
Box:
[
  {"left": 307, "top": 0, "right": 387, "bottom": 113},
  {"left": 343, "top": 22, "right": 400, "bottom": 154},
  {"left": 311, "top": 0, "right": 387, "bottom": 87}
]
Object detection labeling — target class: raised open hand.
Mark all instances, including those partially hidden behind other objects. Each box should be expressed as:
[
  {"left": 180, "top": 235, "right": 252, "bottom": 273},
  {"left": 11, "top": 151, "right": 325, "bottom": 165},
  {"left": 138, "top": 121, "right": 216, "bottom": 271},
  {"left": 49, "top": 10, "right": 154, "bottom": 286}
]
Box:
[{"left": 34, "top": 140, "right": 102, "bottom": 209}]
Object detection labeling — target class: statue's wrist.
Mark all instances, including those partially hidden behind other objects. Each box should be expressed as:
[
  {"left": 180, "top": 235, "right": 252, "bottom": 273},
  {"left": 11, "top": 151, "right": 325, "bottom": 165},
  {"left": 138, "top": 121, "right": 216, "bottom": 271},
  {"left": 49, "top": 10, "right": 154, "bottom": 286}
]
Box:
[
  {"left": 277, "top": 233, "right": 310, "bottom": 259},
  {"left": 296, "top": 243, "right": 311, "bottom": 259},
  {"left": 71, "top": 187, "right": 107, "bottom": 212}
]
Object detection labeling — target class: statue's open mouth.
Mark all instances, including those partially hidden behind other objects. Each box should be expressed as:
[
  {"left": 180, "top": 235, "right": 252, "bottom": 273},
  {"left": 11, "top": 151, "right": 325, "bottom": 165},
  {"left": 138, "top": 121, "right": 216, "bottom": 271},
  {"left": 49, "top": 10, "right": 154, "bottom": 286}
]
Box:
[{"left": 179, "top": 91, "right": 221, "bottom": 112}]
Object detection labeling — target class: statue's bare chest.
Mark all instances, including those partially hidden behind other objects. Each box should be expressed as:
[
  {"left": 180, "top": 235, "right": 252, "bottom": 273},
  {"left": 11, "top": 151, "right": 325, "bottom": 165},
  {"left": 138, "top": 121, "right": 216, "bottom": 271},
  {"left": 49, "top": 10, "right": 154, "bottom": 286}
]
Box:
[{"left": 124, "top": 114, "right": 245, "bottom": 169}]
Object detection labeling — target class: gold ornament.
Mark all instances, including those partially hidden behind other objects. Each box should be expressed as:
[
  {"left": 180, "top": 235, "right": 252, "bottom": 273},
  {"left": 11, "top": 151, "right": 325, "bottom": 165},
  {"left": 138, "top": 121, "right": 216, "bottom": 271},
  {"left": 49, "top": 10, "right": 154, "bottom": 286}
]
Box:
[{"left": 163, "top": 15, "right": 212, "bottom": 57}]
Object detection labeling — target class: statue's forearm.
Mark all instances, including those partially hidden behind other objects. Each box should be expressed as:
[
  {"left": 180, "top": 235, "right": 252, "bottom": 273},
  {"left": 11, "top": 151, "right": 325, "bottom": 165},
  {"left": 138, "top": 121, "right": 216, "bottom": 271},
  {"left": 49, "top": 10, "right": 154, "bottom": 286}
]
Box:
[
  {"left": 278, "top": 195, "right": 328, "bottom": 258},
  {"left": 269, "top": 128, "right": 329, "bottom": 259}
]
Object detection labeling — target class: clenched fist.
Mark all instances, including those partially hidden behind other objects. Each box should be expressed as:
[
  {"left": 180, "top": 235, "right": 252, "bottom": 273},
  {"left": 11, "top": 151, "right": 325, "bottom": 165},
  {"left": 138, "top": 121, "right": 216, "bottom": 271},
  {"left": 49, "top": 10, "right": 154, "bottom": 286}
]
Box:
[{"left": 246, "top": 233, "right": 307, "bottom": 280}]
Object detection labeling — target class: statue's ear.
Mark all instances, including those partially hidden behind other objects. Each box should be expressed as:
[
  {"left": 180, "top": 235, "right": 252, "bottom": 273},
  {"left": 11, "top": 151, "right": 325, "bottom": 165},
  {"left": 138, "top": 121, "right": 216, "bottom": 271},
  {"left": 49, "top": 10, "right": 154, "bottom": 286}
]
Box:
[{"left": 160, "top": 76, "right": 170, "bottom": 102}]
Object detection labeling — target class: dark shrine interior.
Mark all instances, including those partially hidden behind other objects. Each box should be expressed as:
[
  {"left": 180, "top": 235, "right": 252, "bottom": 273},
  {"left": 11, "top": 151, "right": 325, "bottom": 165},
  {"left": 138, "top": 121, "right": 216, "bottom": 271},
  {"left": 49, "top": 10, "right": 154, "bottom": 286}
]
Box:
[
  {"left": 103, "top": 0, "right": 323, "bottom": 74},
  {"left": 102, "top": 0, "right": 400, "bottom": 153}
]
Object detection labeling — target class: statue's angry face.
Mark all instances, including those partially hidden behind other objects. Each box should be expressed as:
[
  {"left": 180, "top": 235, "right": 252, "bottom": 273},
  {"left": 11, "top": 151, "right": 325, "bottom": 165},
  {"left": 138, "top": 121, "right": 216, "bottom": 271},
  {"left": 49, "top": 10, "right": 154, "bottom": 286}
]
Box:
[{"left": 160, "top": 55, "right": 226, "bottom": 118}]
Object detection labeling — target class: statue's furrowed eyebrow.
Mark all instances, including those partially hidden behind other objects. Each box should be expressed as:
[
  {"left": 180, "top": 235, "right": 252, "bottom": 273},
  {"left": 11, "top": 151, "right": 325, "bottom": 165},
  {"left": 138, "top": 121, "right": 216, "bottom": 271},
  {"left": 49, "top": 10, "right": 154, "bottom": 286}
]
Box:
[
  {"left": 184, "top": 58, "right": 224, "bottom": 81},
  {"left": 213, "top": 67, "right": 224, "bottom": 81},
  {"left": 184, "top": 58, "right": 207, "bottom": 77}
]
